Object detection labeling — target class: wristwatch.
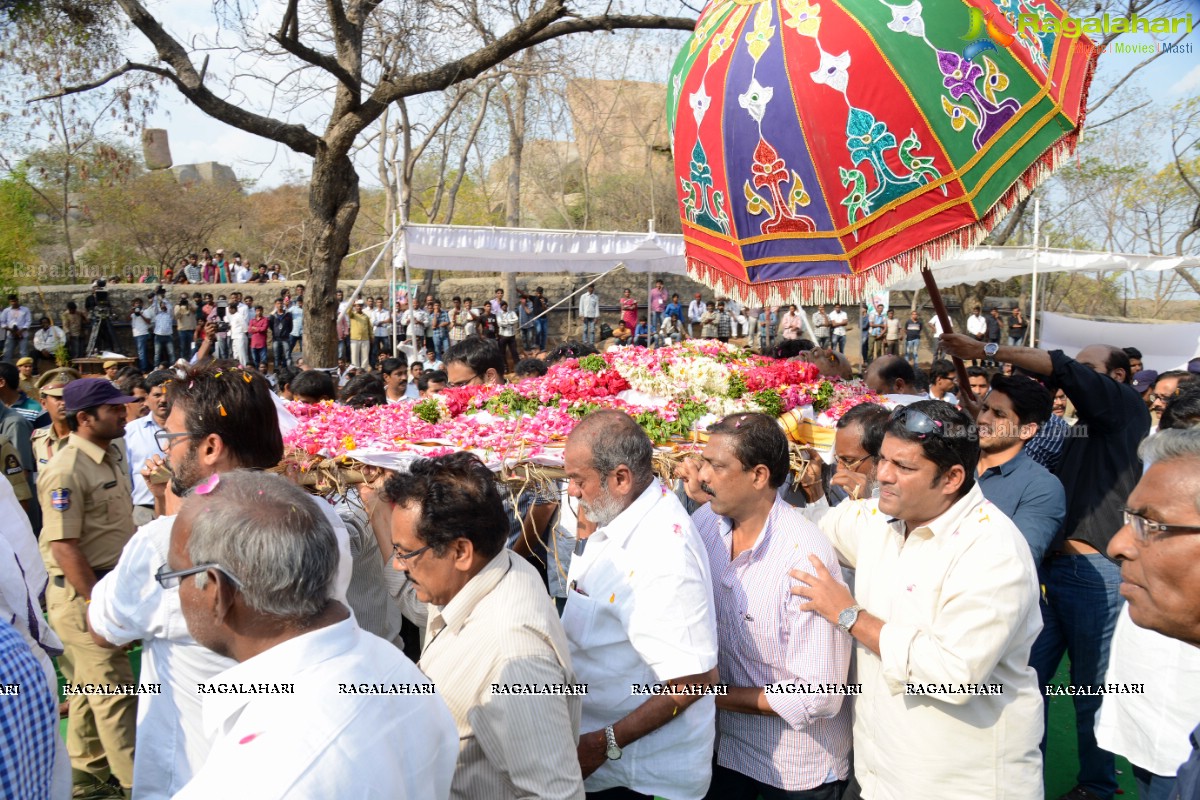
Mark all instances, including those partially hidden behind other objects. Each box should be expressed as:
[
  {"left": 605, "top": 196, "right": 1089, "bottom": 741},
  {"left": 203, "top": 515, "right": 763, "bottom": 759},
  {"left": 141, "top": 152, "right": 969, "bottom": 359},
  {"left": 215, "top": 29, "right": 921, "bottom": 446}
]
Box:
[
  {"left": 837, "top": 604, "right": 864, "bottom": 634},
  {"left": 983, "top": 342, "right": 1000, "bottom": 358},
  {"left": 604, "top": 725, "right": 622, "bottom": 761}
]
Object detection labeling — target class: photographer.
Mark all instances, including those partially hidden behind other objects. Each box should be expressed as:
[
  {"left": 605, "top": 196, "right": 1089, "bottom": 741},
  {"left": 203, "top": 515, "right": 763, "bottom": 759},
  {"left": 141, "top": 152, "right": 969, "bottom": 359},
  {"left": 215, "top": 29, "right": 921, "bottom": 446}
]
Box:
[
  {"left": 1, "top": 295, "right": 32, "bottom": 362},
  {"left": 174, "top": 293, "right": 197, "bottom": 357},
  {"left": 209, "top": 296, "right": 233, "bottom": 361},
  {"left": 150, "top": 289, "right": 175, "bottom": 368},
  {"left": 130, "top": 297, "right": 154, "bottom": 371}
]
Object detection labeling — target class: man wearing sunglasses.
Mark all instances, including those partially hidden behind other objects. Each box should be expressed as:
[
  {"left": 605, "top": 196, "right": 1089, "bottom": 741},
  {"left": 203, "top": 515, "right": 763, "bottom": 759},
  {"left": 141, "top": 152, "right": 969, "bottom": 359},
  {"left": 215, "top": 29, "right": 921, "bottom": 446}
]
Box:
[
  {"left": 940, "top": 333, "right": 1150, "bottom": 800},
  {"left": 1096, "top": 429, "right": 1200, "bottom": 800},
  {"left": 379, "top": 452, "right": 585, "bottom": 799},
  {"left": 86, "top": 363, "right": 355, "bottom": 800},
  {"left": 167, "top": 470, "right": 457, "bottom": 799},
  {"left": 37, "top": 378, "right": 141, "bottom": 798},
  {"left": 791, "top": 400, "right": 1043, "bottom": 800}
]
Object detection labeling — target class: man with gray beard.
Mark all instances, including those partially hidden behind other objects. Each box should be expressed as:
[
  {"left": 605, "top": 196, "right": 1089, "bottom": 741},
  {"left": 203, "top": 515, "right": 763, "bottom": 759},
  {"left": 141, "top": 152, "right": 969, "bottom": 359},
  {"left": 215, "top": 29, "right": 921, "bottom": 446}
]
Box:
[{"left": 562, "top": 410, "right": 719, "bottom": 799}]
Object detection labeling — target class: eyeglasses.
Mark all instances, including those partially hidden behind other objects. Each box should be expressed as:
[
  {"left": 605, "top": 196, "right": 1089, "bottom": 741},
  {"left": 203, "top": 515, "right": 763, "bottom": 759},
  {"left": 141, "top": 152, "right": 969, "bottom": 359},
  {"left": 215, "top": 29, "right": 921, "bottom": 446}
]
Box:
[
  {"left": 154, "top": 430, "right": 194, "bottom": 453},
  {"left": 1122, "top": 510, "right": 1200, "bottom": 544},
  {"left": 447, "top": 373, "right": 479, "bottom": 388},
  {"left": 155, "top": 562, "right": 243, "bottom": 589},
  {"left": 889, "top": 406, "right": 944, "bottom": 439},
  {"left": 835, "top": 453, "right": 872, "bottom": 470},
  {"left": 390, "top": 542, "right": 433, "bottom": 562}
]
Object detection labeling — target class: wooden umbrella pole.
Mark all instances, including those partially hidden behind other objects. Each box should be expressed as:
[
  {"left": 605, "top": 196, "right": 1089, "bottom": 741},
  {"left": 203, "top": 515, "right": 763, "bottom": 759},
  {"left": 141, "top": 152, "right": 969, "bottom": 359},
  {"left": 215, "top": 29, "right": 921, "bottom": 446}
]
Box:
[{"left": 921, "top": 267, "right": 975, "bottom": 402}]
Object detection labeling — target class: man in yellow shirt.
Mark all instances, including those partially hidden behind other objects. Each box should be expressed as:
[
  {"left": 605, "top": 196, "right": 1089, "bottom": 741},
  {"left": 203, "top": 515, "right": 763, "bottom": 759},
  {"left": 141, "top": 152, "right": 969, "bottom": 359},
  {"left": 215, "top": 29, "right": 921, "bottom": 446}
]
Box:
[{"left": 347, "top": 299, "right": 372, "bottom": 370}]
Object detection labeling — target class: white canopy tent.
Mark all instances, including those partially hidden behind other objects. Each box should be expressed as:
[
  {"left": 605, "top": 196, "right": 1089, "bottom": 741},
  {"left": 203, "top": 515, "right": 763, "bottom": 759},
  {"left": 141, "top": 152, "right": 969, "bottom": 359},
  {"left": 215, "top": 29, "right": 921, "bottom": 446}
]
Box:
[
  {"left": 402, "top": 223, "right": 687, "bottom": 274},
  {"left": 399, "top": 223, "right": 1198, "bottom": 284},
  {"left": 363, "top": 223, "right": 1199, "bottom": 354}
]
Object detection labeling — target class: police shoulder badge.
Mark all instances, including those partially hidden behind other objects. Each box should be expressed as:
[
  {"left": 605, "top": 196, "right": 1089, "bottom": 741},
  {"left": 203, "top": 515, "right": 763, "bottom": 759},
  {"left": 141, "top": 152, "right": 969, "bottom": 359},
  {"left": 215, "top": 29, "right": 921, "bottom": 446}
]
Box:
[
  {"left": 3, "top": 454, "right": 19, "bottom": 475},
  {"left": 50, "top": 488, "right": 70, "bottom": 511}
]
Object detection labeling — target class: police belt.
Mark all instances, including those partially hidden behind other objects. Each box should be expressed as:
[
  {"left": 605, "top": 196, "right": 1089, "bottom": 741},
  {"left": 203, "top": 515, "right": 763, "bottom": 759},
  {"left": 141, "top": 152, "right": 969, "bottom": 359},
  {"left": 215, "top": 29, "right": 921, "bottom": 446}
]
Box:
[{"left": 51, "top": 568, "right": 113, "bottom": 589}]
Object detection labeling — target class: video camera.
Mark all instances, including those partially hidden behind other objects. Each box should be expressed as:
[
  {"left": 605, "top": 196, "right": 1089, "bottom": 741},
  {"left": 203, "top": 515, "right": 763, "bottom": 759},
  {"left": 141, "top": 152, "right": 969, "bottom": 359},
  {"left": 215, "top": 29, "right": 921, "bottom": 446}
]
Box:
[{"left": 215, "top": 298, "right": 230, "bottom": 332}]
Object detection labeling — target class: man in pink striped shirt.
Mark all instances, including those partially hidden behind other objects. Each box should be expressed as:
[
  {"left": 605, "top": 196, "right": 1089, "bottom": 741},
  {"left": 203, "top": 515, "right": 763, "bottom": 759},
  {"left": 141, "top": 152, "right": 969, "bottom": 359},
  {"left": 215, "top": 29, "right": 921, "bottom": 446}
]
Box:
[{"left": 690, "top": 412, "right": 852, "bottom": 800}]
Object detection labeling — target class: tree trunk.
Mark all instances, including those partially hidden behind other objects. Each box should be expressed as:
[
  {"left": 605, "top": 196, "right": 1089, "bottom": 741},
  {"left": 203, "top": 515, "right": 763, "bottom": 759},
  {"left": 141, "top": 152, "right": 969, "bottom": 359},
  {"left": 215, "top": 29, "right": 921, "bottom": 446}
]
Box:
[
  {"left": 503, "top": 63, "right": 531, "bottom": 339},
  {"left": 303, "top": 148, "right": 360, "bottom": 368}
]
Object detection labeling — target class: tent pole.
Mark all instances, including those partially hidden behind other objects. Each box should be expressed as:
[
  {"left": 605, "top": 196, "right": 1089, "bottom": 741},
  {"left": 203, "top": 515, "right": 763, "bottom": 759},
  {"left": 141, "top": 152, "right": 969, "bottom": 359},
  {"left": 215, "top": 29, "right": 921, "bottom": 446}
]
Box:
[
  {"left": 391, "top": 207, "right": 399, "bottom": 358},
  {"left": 341, "top": 226, "right": 404, "bottom": 323},
  {"left": 525, "top": 264, "right": 626, "bottom": 328},
  {"left": 1030, "top": 198, "right": 1040, "bottom": 347},
  {"left": 921, "top": 267, "right": 973, "bottom": 401},
  {"left": 647, "top": 218, "right": 656, "bottom": 350}
]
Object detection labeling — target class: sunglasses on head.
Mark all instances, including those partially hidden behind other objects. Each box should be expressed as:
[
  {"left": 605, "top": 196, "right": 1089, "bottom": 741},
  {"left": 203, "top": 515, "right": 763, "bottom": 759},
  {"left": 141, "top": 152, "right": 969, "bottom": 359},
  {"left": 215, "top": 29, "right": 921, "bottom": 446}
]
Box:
[{"left": 889, "top": 406, "right": 944, "bottom": 440}]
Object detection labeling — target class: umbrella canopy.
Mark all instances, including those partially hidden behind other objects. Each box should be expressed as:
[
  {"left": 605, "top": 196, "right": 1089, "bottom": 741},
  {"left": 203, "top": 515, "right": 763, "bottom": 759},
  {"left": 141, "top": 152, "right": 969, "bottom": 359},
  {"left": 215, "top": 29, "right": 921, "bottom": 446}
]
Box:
[{"left": 668, "top": 0, "right": 1099, "bottom": 305}]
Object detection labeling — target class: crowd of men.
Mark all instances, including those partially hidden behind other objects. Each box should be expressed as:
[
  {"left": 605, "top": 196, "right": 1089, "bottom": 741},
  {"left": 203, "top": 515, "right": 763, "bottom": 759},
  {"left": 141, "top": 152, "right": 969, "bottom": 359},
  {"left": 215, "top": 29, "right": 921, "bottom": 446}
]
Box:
[{"left": 2, "top": 292, "right": 1200, "bottom": 800}]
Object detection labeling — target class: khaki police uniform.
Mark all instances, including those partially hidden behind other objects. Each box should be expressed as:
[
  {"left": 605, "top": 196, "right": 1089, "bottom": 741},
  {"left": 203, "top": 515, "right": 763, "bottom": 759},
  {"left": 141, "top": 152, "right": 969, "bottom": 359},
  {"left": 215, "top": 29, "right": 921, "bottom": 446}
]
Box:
[
  {"left": 31, "top": 424, "right": 69, "bottom": 472},
  {"left": 0, "top": 436, "right": 30, "bottom": 502},
  {"left": 39, "top": 432, "right": 137, "bottom": 790}
]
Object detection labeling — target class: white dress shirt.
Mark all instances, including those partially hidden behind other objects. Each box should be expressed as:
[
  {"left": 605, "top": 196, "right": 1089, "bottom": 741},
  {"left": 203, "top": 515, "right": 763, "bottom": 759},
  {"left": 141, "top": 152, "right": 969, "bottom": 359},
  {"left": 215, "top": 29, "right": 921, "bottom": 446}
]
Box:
[
  {"left": 402, "top": 309, "right": 427, "bottom": 338},
  {"left": 416, "top": 550, "right": 584, "bottom": 800},
  {"left": 828, "top": 310, "right": 848, "bottom": 336},
  {"left": 819, "top": 486, "right": 1043, "bottom": 799},
  {"left": 173, "top": 616, "right": 458, "bottom": 800},
  {"left": 966, "top": 313, "right": 987, "bottom": 337},
  {"left": 497, "top": 311, "right": 519, "bottom": 338},
  {"left": 88, "top": 500, "right": 353, "bottom": 800},
  {"left": 688, "top": 299, "right": 707, "bottom": 323},
  {"left": 578, "top": 292, "right": 600, "bottom": 319},
  {"left": 33, "top": 325, "right": 66, "bottom": 352},
  {"left": 562, "top": 480, "right": 718, "bottom": 799},
  {"left": 123, "top": 415, "right": 161, "bottom": 507},
  {"left": 234, "top": 265, "right": 252, "bottom": 283},
  {"left": 226, "top": 307, "right": 249, "bottom": 337},
  {"left": 130, "top": 307, "right": 153, "bottom": 336},
  {"left": 1096, "top": 607, "right": 1200, "bottom": 775}
]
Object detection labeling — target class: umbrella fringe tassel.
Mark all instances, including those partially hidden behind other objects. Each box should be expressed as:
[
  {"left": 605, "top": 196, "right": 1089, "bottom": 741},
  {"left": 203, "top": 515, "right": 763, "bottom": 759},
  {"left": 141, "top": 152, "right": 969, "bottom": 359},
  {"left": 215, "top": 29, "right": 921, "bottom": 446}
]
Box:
[{"left": 686, "top": 128, "right": 1084, "bottom": 311}]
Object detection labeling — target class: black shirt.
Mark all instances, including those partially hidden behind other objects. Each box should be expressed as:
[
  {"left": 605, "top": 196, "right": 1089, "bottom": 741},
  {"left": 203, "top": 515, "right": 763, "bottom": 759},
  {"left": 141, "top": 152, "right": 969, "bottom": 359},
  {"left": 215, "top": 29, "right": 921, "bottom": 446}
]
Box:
[
  {"left": 905, "top": 320, "right": 922, "bottom": 341},
  {"left": 1050, "top": 350, "right": 1150, "bottom": 555},
  {"left": 985, "top": 315, "right": 1001, "bottom": 343},
  {"left": 1008, "top": 318, "right": 1027, "bottom": 344}
]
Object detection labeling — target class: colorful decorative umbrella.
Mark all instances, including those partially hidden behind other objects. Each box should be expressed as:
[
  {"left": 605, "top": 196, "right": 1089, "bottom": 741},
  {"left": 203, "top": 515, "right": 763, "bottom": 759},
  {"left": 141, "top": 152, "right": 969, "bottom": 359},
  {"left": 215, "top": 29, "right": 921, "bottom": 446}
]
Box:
[{"left": 667, "top": 0, "right": 1099, "bottom": 305}]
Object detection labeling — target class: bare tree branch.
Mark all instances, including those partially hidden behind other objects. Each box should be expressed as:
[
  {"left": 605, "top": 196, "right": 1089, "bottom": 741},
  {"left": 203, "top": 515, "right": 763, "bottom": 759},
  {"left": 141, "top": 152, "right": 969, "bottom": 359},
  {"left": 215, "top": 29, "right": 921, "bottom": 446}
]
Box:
[
  {"left": 1088, "top": 100, "right": 1153, "bottom": 130},
  {"left": 524, "top": 12, "right": 696, "bottom": 47},
  {"left": 25, "top": 61, "right": 172, "bottom": 102},
  {"left": 270, "top": 33, "right": 358, "bottom": 93},
  {"left": 113, "top": 0, "right": 322, "bottom": 156}
]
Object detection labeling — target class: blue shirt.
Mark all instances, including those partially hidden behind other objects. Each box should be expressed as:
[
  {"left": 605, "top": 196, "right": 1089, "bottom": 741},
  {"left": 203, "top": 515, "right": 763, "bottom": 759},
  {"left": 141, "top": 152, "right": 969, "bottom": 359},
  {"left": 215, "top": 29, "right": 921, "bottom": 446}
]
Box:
[
  {"left": 1024, "top": 412, "right": 1068, "bottom": 473},
  {"left": 664, "top": 302, "right": 684, "bottom": 322},
  {"left": 0, "top": 618, "right": 57, "bottom": 800},
  {"left": 124, "top": 414, "right": 163, "bottom": 507},
  {"left": 289, "top": 303, "right": 304, "bottom": 336},
  {"left": 977, "top": 450, "right": 1065, "bottom": 565},
  {"left": 1173, "top": 723, "right": 1200, "bottom": 800}
]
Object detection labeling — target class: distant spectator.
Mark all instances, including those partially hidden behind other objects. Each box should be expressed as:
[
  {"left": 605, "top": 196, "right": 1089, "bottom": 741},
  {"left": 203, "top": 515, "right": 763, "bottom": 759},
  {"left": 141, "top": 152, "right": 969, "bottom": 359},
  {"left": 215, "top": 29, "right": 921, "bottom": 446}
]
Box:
[
  {"left": 546, "top": 342, "right": 597, "bottom": 365},
  {"left": 290, "top": 369, "right": 337, "bottom": 404},
  {"left": 417, "top": 369, "right": 447, "bottom": 397},
  {"left": 515, "top": 358, "right": 549, "bottom": 379}
]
